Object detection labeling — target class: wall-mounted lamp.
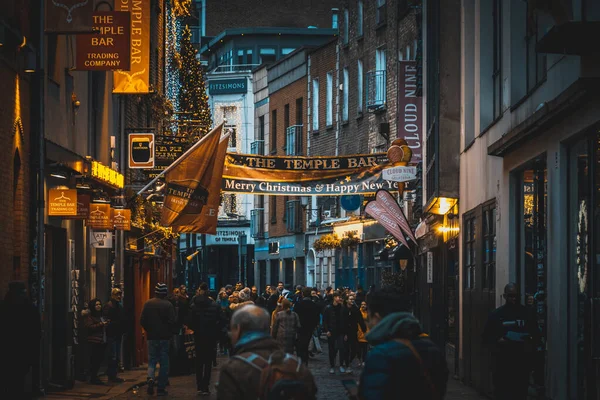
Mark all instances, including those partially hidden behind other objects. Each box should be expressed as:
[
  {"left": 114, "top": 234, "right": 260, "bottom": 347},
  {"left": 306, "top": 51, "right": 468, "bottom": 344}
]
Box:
[
  {"left": 23, "top": 42, "right": 36, "bottom": 73},
  {"left": 71, "top": 92, "right": 81, "bottom": 110},
  {"left": 186, "top": 250, "right": 200, "bottom": 261}
]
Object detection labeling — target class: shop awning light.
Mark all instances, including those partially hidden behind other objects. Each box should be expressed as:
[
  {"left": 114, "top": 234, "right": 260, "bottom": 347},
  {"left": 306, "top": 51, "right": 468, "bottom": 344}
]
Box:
[
  {"left": 436, "top": 226, "right": 460, "bottom": 234},
  {"left": 426, "top": 197, "right": 459, "bottom": 215}
]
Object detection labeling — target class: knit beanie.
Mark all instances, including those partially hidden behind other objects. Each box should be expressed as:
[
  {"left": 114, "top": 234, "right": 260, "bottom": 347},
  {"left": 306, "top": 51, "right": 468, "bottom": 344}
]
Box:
[{"left": 155, "top": 283, "right": 168, "bottom": 296}]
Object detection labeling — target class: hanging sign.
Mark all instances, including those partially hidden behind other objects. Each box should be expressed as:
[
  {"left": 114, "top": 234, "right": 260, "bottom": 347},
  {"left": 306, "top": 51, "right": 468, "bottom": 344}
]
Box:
[
  {"left": 45, "top": 0, "right": 95, "bottom": 33},
  {"left": 87, "top": 203, "right": 112, "bottom": 229},
  {"left": 90, "top": 230, "right": 113, "bottom": 248},
  {"left": 129, "top": 133, "right": 155, "bottom": 168},
  {"left": 75, "top": 11, "right": 131, "bottom": 71},
  {"left": 397, "top": 61, "right": 422, "bottom": 164},
  {"left": 382, "top": 166, "right": 417, "bottom": 182},
  {"left": 112, "top": 209, "right": 131, "bottom": 231},
  {"left": 65, "top": 193, "right": 91, "bottom": 220},
  {"left": 48, "top": 189, "right": 78, "bottom": 216},
  {"left": 113, "top": 0, "right": 150, "bottom": 93},
  {"left": 146, "top": 141, "right": 186, "bottom": 178}
]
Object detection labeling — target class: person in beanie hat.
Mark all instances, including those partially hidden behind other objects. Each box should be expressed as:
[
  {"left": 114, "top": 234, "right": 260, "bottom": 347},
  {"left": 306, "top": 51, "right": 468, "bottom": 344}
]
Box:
[{"left": 140, "top": 283, "right": 176, "bottom": 396}]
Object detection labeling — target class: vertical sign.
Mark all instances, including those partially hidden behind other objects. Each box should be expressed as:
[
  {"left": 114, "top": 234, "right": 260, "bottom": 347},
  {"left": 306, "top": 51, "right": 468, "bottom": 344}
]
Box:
[
  {"left": 75, "top": 12, "right": 131, "bottom": 71},
  {"left": 129, "top": 133, "right": 155, "bottom": 168},
  {"left": 45, "top": 0, "right": 95, "bottom": 33},
  {"left": 113, "top": 0, "right": 150, "bottom": 93},
  {"left": 48, "top": 189, "right": 78, "bottom": 216},
  {"left": 426, "top": 251, "right": 433, "bottom": 283},
  {"left": 397, "top": 61, "right": 422, "bottom": 164}
]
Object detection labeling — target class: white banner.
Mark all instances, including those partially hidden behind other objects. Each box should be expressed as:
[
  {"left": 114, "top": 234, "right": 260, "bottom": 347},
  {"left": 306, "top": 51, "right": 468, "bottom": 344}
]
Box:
[{"left": 382, "top": 166, "right": 417, "bottom": 182}]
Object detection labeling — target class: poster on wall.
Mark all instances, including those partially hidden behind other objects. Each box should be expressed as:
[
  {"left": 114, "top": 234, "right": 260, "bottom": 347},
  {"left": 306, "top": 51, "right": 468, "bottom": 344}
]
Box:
[
  {"left": 397, "top": 61, "right": 422, "bottom": 164},
  {"left": 75, "top": 11, "right": 131, "bottom": 71},
  {"left": 113, "top": 0, "right": 150, "bottom": 93}
]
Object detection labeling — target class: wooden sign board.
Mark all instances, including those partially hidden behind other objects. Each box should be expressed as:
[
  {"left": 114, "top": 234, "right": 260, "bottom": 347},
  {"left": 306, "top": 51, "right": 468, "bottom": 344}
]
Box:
[
  {"left": 112, "top": 208, "right": 131, "bottom": 231},
  {"left": 48, "top": 189, "right": 78, "bottom": 216},
  {"left": 87, "top": 203, "right": 112, "bottom": 229}
]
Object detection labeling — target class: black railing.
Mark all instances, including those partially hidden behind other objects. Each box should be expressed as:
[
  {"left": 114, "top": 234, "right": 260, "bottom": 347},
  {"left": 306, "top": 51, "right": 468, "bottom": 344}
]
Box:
[
  {"left": 250, "top": 140, "right": 265, "bottom": 155},
  {"left": 367, "top": 70, "right": 386, "bottom": 110}
]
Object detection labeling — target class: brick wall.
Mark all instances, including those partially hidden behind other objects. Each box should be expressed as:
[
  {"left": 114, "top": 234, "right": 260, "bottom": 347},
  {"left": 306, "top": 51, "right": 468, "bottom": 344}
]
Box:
[
  {"left": 205, "top": 0, "right": 340, "bottom": 37},
  {"left": 267, "top": 77, "right": 307, "bottom": 238}
]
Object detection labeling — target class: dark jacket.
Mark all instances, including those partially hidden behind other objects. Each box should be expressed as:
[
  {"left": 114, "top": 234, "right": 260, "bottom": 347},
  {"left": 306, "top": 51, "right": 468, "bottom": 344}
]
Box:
[
  {"left": 322, "top": 303, "right": 344, "bottom": 337},
  {"left": 85, "top": 313, "right": 106, "bottom": 344},
  {"left": 187, "top": 294, "right": 222, "bottom": 340},
  {"left": 294, "top": 297, "right": 321, "bottom": 336},
  {"left": 103, "top": 298, "right": 124, "bottom": 338},
  {"left": 140, "top": 297, "right": 176, "bottom": 340},
  {"left": 217, "top": 332, "right": 317, "bottom": 399},
  {"left": 342, "top": 303, "right": 367, "bottom": 340},
  {"left": 359, "top": 312, "right": 448, "bottom": 400},
  {"left": 266, "top": 293, "right": 279, "bottom": 315},
  {"left": 355, "top": 290, "right": 366, "bottom": 306}
]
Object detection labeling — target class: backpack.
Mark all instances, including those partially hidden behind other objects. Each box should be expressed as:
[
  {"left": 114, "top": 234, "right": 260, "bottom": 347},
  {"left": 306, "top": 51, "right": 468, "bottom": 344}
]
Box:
[{"left": 234, "top": 351, "right": 313, "bottom": 400}]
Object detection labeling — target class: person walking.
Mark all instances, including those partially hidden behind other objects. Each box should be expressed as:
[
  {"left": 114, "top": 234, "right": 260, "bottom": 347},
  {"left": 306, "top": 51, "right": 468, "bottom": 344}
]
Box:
[
  {"left": 357, "top": 301, "right": 369, "bottom": 366},
  {"left": 482, "top": 283, "right": 541, "bottom": 400},
  {"left": 267, "top": 285, "right": 279, "bottom": 315},
  {"left": 84, "top": 298, "right": 108, "bottom": 385},
  {"left": 358, "top": 286, "right": 448, "bottom": 400},
  {"left": 103, "top": 288, "right": 125, "bottom": 382},
  {"left": 342, "top": 295, "right": 366, "bottom": 373},
  {"left": 140, "top": 283, "right": 176, "bottom": 396},
  {"left": 272, "top": 298, "right": 300, "bottom": 354},
  {"left": 187, "top": 282, "right": 222, "bottom": 396},
  {"left": 323, "top": 292, "right": 346, "bottom": 374},
  {"left": 294, "top": 287, "right": 321, "bottom": 365},
  {"left": 217, "top": 305, "right": 317, "bottom": 399}
]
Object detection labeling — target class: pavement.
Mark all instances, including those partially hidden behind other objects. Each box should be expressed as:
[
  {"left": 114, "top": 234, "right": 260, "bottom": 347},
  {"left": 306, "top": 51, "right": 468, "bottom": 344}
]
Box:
[{"left": 53, "top": 344, "right": 489, "bottom": 400}]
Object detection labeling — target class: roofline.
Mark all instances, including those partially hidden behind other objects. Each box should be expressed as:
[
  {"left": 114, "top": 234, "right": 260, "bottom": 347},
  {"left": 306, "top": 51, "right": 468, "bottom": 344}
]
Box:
[{"left": 200, "top": 27, "right": 338, "bottom": 54}]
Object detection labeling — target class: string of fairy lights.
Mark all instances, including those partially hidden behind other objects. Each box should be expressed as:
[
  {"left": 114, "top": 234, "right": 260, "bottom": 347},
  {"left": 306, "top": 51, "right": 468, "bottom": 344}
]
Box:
[{"left": 165, "top": 0, "right": 182, "bottom": 123}]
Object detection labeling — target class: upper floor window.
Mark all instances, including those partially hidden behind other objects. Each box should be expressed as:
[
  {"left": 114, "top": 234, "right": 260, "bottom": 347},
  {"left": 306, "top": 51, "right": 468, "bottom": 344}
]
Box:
[
  {"left": 326, "top": 72, "right": 333, "bottom": 126},
  {"left": 357, "top": 1, "right": 364, "bottom": 37},
  {"left": 312, "top": 79, "right": 319, "bottom": 131},
  {"left": 342, "top": 68, "right": 349, "bottom": 122},
  {"left": 259, "top": 48, "right": 276, "bottom": 64},
  {"left": 376, "top": 0, "right": 387, "bottom": 26},
  {"left": 343, "top": 9, "right": 349, "bottom": 45},
  {"left": 332, "top": 8, "right": 339, "bottom": 29},
  {"left": 357, "top": 60, "right": 364, "bottom": 114},
  {"left": 237, "top": 49, "right": 253, "bottom": 65},
  {"left": 282, "top": 48, "right": 296, "bottom": 56}
]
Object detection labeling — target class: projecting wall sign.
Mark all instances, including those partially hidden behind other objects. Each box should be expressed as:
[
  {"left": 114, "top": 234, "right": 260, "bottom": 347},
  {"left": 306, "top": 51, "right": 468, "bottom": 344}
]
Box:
[
  {"left": 129, "top": 133, "right": 155, "bottom": 168},
  {"left": 48, "top": 189, "right": 78, "bottom": 216}
]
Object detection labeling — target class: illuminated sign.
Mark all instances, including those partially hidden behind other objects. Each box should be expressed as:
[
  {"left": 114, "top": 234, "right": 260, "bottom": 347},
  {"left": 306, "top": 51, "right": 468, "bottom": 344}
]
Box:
[
  {"left": 48, "top": 189, "right": 78, "bottom": 216},
  {"left": 129, "top": 133, "right": 155, "bottom": 168},
  {"left": 87, "top": 203, "right": 112, "bottom": 229},
  {"left": 112, "top": 208, "right": 131, "bottom": 231},
  {"left": 75, "top": 12, "right": 131, "bottom": 71},
  {"left": 91, "top": 161, "right": 124, "bottom": 188}
]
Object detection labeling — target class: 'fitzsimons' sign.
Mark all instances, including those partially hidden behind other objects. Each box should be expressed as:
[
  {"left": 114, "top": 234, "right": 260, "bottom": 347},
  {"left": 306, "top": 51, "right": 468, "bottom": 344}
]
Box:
[
  {"left": 208, "top": 79, "right": 247, "bottom": 95},
  {"left": 221, "top": 153, "right": 411, "bottom": 195}
]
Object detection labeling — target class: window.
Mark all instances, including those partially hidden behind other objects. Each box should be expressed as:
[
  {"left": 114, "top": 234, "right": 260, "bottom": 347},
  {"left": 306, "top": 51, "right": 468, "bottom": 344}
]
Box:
[
  {"left": 259, "top": 48, "right": 276, "bottom": 64},
  {"left": 295, "top": 98, "right": 303, "bottom": 125},
  {"left": 282, "top": 48, "right": 295, "bottom": 56},
  {"left": 343, "top": 9, "right": 349, "bottom": 45},
  {"left": 237, "top": 49, "right": 253, "bottom": 65},
  {"left": 342, "top": 68, "right": 349, "bottom": 122},
  {"left": 326, "top": 72, "right": 333, "bottom": 126},
  {"left": 284, "top": 104, "right": 290, "bottom": 151},
  {"left": 286, "top": 200, "right": 303, "bottom": 233},
  {"left": 357, "top": 1, "right": 364, "bottom": 37},
  {"left": 482, "top": 203, "right": 496, "bottom": 290},
  {"left": 270, "top": 196, "right": 277, "bottom": 224},
  {"left": 332, "top": 8, "right": 339, "bottom": 29},
  {"left": 286, "top": 125, "right": 302, "bottom": 156},
  {"left": 492, "top": 0, "right": 502, "bottom": 120},
  {"left": 283, "top": 196, "right": 289, "bottom": 222},
  {"left": 525, "top": 10, "right": 546, "bottom": 93},
  {"left": 270, "top": 110, "right": 277, "bottom": 153},
  {"left": 251, "top": 208, "right": 265, "bottom": 239},
  {"left": 367, "top": 49, "right": 386, "bottom": 109},
  {"left": 312, "top": 79, "right": 319, "bottom": 131},
  {"left": 258, "top": 115, "right": 265, "bottom": 140},
  {"left": 376, "top": 0, "right": 387, "bottom": 26},
  {"left": 357, "top": 60, "right": 364, "bottom": 114},
  {"left": 464, "top": 214, "right": 476, "bottom": 289}
]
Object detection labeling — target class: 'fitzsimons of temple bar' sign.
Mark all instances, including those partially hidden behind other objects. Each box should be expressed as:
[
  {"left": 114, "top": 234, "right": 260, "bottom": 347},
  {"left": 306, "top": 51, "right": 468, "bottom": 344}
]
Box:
[{"left": 221, "top": 153, "right": 408, "bottom": 195}]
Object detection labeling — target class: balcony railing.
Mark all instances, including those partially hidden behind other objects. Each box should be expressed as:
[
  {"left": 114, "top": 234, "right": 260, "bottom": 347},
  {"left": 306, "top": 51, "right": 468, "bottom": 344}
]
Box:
[
  {"left": 285, "top": 125, "right": 303, "bottom": 156},
  {"left": 286, "top": 200, "right": 303, "bottom": 233},
  {"left": 367, "top": 70, "right": 386, "bottom": 111},
  {"left": 251, "top": 208, "right": 265, "bottom": 239},
  {"left": 250, "top": 140, "right": 265, "bottom": 156},
  {"left": 211, "top": 64, "right": 260, "bottom": 74}
]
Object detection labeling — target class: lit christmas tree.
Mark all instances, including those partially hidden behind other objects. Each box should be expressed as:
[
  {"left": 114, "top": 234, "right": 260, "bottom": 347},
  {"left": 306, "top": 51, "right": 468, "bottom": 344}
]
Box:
[{"left": 177, "top": 25, "right": 212, "bottom": 142}]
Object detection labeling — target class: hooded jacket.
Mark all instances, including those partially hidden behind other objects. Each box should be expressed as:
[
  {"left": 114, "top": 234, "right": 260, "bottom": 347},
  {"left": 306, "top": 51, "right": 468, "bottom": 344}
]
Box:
[
  {"left": 187, "top": 294, "right": 222, "bottom": 340},
  {"left": 85, "top": 298, "right": 106, "bottom": 344},
  {"left": 358, "top": 312, "right": 448, "bottom": 400}
]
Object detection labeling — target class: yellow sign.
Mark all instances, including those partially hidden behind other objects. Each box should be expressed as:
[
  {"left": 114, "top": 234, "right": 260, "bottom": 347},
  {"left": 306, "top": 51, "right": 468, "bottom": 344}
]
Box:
[
  {"left": 91, "top": 161, "right": 124, "bottom": 188},
  {"left": 87, "top": 203, "right": 113, "bottom": 229},
  {"left": 112, "top": 208, "right": 132, "bottom": 231},
  {"left": 113, "top": 0, "right": 150, "bottom": 93},
  {"left": 48, "top": 189, "right": 78, "bottom": 216}
]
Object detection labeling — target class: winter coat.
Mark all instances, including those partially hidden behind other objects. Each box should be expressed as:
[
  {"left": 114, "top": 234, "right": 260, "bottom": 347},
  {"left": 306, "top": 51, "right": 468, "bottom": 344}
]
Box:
[
  {"left": 357, "top": 310, "right": 369, "bottom": 343},
  {"left": 217, "top": 332, "right": 317, "bottom": 399},
  {"left": 342, "top": 303, "right": 367, "bottom": 341},
  {"left": 140, "top": 297, "right": 177, "bottom": 340},
  {"left": 272, "top": 310, "right": 300, "bottom": 353},
  {"left": 358, "top": 312, "right": 448, "bottom": 400},
  {"left": 85, "top": 313, "right": 106, "bottom": 344},
  {"left": 186, "top": 294, "right": 222, "bottom": 341},
  {"left": 322, "top": 304, "right": 344, "bottom": 337},
  {"left": 267, "top": 293, "right": 279, "bottom": 315},
  {"left": 103, "top": 299, "right": 124, "bottom": 338},
  {"left": 294, "top": 298, "right": 321, "bottom": 336}
]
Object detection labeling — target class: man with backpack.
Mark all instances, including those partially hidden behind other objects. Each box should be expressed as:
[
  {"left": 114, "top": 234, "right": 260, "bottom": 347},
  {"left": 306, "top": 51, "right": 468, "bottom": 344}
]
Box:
[
  {"left": 187, "top": 282, "right": 222, "bottom": 396},
  {"left": 358, "top": 286, "right": 448, "bottom": 399},
  {"left": 217, "top": 304, "right": 316, "bottom": 400}
]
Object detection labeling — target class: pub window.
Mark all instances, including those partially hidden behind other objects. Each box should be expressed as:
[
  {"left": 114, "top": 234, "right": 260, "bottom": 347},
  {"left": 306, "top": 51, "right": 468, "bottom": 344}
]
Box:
[
  {"left": 464, "top": 213, "right": 476, "bottom": 289},
  {"left": 482, "top": 202, "right": 496, "bottom": 290}
]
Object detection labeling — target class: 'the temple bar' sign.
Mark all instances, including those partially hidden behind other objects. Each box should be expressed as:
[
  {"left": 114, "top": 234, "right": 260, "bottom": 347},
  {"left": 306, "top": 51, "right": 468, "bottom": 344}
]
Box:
[{"left": 76, "top": 12, "right": 131, "bottom": 71}]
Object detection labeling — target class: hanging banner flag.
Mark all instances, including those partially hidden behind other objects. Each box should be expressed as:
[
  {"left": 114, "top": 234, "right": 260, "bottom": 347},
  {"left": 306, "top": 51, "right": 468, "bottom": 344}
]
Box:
[
  {"left": 174, "top": 134, "right": 230, "bottom": 234},
  {"left": 397, "top": 61, "right": 422, "bottom": 164},
  {"left": 87, "top": 203, "right": 112, "bottom": 229},
  {"left": 112, "top": 209, "right": 132, "bottom": 231},
  {"left": 365, "top": 201, "right": 410, "bottom": 249},
  {"left": 113, "top": 0, "right": 150, "bottom": 93},
  {"left": 45, "top": 0, "right": 95, "bottom": 33},
  {"left": 376, "top": 189, "right": 418, "bottom": 245},
  {"left": 48, "top": 189, "right": 78, "bottom": 216},
  {"left": 160, "top": 124, "right": 223, "bottom": 228},
  {"left": 129, "top": 133, "right": 155, "bottom": 168},
  {"left": 75, "top": 11, "right": 131, "bottom": 71}
]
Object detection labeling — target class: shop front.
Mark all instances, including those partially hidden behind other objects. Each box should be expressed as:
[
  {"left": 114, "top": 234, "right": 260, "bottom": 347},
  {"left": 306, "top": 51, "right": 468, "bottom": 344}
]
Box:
[
  {"left": 204, "top": 225, "right": 255, "bottom": 290},
  {"left": 255, "top": 233, "right": 304, "bottom": 288}
]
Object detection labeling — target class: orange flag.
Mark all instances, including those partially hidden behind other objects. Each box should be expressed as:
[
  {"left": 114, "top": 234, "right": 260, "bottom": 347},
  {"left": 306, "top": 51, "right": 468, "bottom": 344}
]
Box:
[
  {"left": 174, "top": 134, "right": 230, "bottom": 234},
  {"left": 160, "top": 124, "right": 223, "bottom": 228}
]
